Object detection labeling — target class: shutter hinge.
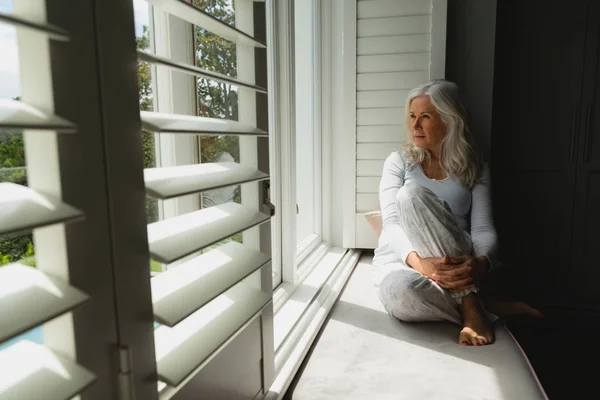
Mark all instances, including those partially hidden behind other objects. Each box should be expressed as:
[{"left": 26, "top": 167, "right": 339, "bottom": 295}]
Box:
[{"left": 118, "top": 346, "right": 135, "bottom": 400}]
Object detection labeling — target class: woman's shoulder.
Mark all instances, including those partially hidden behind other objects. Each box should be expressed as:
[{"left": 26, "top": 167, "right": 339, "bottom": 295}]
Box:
[{"left": 385, "top": 150, "right": 408, "bottom": 167}]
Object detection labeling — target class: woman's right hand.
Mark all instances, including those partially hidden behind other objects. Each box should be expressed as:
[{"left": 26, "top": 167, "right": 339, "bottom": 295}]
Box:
[{"left": 406, "top": 252, "right": 473, "bottom": 290}]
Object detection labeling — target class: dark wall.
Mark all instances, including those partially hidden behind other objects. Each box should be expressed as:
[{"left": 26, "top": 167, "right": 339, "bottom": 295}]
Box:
[{"left": 445, "top": 0, "right": 497, "bottom": 161}]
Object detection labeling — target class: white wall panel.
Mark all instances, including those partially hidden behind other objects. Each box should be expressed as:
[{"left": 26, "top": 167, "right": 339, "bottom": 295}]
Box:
[
  {"left": 357, "top": 71, "right": 430, "bottom": 90},
  {"left": 357, "top": 53, "right": 430, "bottom": 74},
  {"left": 357, "top": 15, "right": 432, "bottom": 37},
  {"left": 357, "top": 193, "right": 380, "bottom": 213},
  {"left": 357, "top": 125, "right": 406, "bottom": 143},
  {"left": 357, "top": 143, "right": 402, "bottom": 160},
  {"left": 357, "top": 90, "right": 411, "bottom": 108},
  {"left": 355, "top": 213, "right": 379, "bottom": 249},
  {"left": 357, "top": 0, "right": 432, "bottom": 19},
  {"left": 357, "top": 160, "right": 386, "bottom": 176},
  {"left": 356, "top": 176, "right": 380, "bottom": 193},
  {"left": 357, "top": 34, "right": 431, "bottom": 55},
  {"left": 357, "top": 108, "right": 405, "bottom": 125}
]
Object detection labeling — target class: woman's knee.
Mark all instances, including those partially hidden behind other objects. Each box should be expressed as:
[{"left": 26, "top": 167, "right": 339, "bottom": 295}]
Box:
[
  {"left": 396, "top": 182, "right": 434, "bottom": 209},
  {"left": 378, "top": 270, "right": 433, "bottom": 321}
]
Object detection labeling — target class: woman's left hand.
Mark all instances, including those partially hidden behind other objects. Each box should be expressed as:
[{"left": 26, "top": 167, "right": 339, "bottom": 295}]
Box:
[{"left": 431, "top": 255, "right": 489, "bottom": 290}]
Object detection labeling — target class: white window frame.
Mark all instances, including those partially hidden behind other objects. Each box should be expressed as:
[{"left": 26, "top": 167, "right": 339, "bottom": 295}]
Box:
[
  {"left": 275, "top": 0, "right": 325, "bottom": 287},
  {"left": 152, "top": 4, "right": 199, "bottom": 222},
  {"left": 293, "top": 0, "right": 322, "bottom": 264}
]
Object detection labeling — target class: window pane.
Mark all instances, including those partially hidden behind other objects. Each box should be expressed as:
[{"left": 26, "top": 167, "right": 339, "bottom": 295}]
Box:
[
  {"left": 295, "top": 0, "right": 316, "bottom": 247},
  {"left": 134, "top": 0, "right": 159, "bottom": 225},
  {"left": 134, "top": 0, "right": 163, "bottom": 276},
  {"left": 0, "top": 0, "right": 43, "bottom": 346},
  {"left": 0, "top": 0, "right": 35, "bottom": 269},
  {"left": 194, "top": 0, "right": 241, "bottom": 247}
]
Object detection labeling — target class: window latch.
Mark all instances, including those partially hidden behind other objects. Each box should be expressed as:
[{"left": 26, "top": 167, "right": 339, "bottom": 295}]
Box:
[{"left": 263, "top": 180, "right": 275, "bottom": 216}]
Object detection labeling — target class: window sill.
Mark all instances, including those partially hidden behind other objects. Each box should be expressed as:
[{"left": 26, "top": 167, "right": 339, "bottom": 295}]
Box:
[
  {"left": 267, "top": 248, "right": 362, "bottom": 399},
  {"left": 272, "top": 242, "right": 330, "bottom": 314},
  {"left": 272, "top": 245, "right": 345, "bottom": 350}
]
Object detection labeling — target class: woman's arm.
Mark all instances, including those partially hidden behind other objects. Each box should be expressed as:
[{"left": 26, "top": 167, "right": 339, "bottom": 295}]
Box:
[
  {"left": 470, "top": 164, "right": 500, "bottom": 272},
  {"left": 379, "top": 152, "right": 416, "bottom": 265}
]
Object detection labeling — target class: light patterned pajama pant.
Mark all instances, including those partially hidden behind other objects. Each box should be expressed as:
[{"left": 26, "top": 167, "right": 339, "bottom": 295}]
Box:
[{"left": 374, "top": 182, "right": 479, "bottom": 326}]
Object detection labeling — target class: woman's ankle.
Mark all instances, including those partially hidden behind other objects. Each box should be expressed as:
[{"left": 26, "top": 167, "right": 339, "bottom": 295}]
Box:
[{"left": 459, "top": 293, "right": 482, "bottom": 316}]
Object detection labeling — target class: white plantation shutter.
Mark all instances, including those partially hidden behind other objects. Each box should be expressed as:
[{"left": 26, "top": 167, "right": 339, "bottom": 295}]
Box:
[
  {"left": 141, "top": 0, "right": 273, "bottom": 389},
  {"left": 0, "top": 5, "right": 95, "bottom": 399}
]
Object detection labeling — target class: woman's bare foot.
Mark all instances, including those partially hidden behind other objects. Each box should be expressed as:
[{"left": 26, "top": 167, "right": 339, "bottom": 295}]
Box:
[
  {"left": 458, "top": 294, "right": 495, "bottom": 346},
  {"left": 480, "top": 295, "right": 544, "bottom": 320}
]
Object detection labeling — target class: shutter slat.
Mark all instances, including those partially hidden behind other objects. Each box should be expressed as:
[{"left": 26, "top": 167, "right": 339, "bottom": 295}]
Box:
[
  {"left": 151, "top": 241, "right": 270, "bottom": 326},
  {"left": 0, "top": 341, "right": 95, "bottom": 400},
  {"left": 145, "top": 162, "right": 268, "bottom": 200},
  {"left": 138, "top": 51, "right": 267, "bottom": 94},
  {"left": 155, "top": 283, "right": 270, "bottom": 387},
  {"left": 147, "top": 202, "right": 270, "bottom": 264},
  {"left": 146, "top": 0, "right": 265, "bottom": 48},
  {"left": 0, "top": 183, "right": 83, "bottom": 236},
  {"left": 0, "top": 12, "right": 69, "bottom": 41},
  {"left": 0, "top": 99, "right": 76, "bottom": 133},
  {"left": 0, "top": 264, "right": 89, "bottom": 344},
  {"left": 140, "top": 111, "right": 267, "bottom": 136}
]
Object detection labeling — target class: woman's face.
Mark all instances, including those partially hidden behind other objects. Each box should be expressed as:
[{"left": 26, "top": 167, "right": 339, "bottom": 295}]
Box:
[{"left": 408, "top": 95, "right": 447, "bottom": 152}]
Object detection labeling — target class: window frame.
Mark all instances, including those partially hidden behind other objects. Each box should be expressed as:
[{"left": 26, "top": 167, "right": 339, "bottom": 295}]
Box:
[{"left": 276, "top": 0, "right": 325, "bottom": 286}]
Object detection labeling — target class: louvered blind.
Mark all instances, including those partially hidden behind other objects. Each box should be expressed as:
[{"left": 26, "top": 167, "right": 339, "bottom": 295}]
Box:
[
  {"left": 139, "top": 0, "right": 272, "bottom": 389},
  {"left": 0, "top": 5, "right": 95, "bottom": 399}
]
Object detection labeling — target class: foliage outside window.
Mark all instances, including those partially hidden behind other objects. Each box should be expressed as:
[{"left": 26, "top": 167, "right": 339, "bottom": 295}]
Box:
[
  {"left": 0, "top": 0, "right": 36, "bottom": 267},
  {"left": 194, "top": 0, "right": 241, "bottom": 244},
  {"left": 136, "top": 24, "right": 159, "bottom": 224}
]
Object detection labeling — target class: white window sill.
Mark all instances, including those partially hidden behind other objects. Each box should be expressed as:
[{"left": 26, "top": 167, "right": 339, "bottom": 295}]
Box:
[
  {"left": 272, "top": 245, "right": 345, "bottom": 351},
  {"left": 267, "top": 247, "right": 362, "bottom": 400},
  {"left": 273, "top": 242, "right": 330, "bottom": 314}
]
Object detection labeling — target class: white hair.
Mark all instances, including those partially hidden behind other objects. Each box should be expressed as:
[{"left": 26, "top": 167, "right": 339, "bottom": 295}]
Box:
[{"left": 401, "top": 79, "right": 482, "bottom": 187}]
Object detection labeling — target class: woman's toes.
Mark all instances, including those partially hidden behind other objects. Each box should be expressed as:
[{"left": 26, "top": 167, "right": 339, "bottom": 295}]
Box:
[{"left": 458, "top": 330, "right": 473, "bottom": 345}]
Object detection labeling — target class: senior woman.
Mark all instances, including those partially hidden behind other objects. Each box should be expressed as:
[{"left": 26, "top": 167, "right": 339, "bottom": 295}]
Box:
[{"left": 372, "top": 79, "right": 539, "bottom": 346}]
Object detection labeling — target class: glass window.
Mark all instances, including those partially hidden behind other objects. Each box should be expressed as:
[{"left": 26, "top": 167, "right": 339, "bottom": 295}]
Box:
[
  {"left": 194, "top": 0, "right": 242, "bottom": 247},
  {"left": 134, "top": 0, "right": 159, "bottom": 224},
  {"left": 134, "top": 0, "right": 163, "bottom": 275},
  {"left": 0, "top": 0, "right": 35, "bottom": 269},
  {"left": 0, "top": 0, "right": 40, "bottom": 346}
]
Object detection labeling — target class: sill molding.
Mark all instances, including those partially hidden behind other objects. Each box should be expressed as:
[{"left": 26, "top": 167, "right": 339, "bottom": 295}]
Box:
[{"left": 264, "top": 248, "right": 361, "bottom": 400}]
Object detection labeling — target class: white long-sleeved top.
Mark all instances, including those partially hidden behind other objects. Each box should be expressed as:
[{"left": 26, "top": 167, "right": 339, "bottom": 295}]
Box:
[{"left": 373, "top": 151, "right": 499, "bottom": 270}]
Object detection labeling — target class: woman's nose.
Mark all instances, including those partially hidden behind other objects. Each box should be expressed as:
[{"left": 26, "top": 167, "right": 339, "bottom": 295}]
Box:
[{"left": 412, "top": 118, "right": 421, "bottom": 129}]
